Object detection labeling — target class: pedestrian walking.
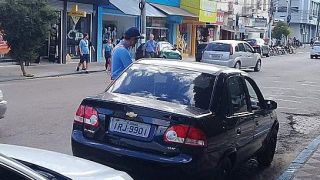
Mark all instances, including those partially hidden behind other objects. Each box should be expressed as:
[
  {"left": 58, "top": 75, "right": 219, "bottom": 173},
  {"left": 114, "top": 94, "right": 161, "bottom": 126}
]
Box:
[
  {"left": 104, "top": 39, "right": 113, "bottom": 72},
  {"left": 145, "top": 34, "right": 157, "bottom": 58},
  {"left": 111, "top": 27, "right": 143, "bottom": 80},
  {"left": 76, "top": 33, "right": 90, "bottom": 73},
  {"left": 310, "top": 38, "right": 314, "bottom": 46}
]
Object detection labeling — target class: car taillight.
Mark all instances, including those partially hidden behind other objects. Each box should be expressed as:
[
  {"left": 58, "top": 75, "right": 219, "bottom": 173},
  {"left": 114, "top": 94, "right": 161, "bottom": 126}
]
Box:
[
  {"left": 230, "top": 46, "right": 233, "bottom": 55},
  {"left": 74, "top": 105, "right": 99, "bottom": 128},
  {"left": 164, "top": 125, "right": 207, "bottom": 147}
]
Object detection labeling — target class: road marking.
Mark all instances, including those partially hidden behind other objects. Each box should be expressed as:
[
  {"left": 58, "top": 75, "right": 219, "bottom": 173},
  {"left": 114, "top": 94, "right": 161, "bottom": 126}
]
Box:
[
  {"left": 268, "top": 95, "right": 320, "bottom": 100},
  {"left": 277, "top": 107, "right": 300, "bottom": 110},
  {"left": 301, "top": 84, "right": 320, "bottom": 88},
  {"left": 262, "top": 87, "right": 295, "bottom": 90},
  {"left": 275, "top": 99, "right": 301, "bottom": 103}
]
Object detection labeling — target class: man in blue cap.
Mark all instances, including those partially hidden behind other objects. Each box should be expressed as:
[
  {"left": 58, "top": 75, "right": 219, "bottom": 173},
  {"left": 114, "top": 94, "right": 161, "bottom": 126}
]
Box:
[{"left": 111, "top": 27, "right": 143, "bottom": 80}]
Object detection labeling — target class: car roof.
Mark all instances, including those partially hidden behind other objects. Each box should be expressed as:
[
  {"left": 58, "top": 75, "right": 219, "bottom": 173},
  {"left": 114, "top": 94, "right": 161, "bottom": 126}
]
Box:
[
  {"left": 0, "top": 144, "right": 133, "bottom": 180},
  {"left": 211, "top": 40, "right": 248, "bottom": 45},
  {"left": 136, "top": 59, "right": 245, "bottom": 75}
]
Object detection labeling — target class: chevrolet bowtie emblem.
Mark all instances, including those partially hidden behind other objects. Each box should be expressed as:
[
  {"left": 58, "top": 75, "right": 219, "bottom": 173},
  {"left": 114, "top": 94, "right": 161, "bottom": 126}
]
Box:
[{"left": 126, "top": 112, "right": 138, "bottom": 118}]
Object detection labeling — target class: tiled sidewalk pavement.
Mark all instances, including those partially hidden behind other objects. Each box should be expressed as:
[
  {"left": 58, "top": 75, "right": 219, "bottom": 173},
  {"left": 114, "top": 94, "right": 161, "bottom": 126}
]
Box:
[
  {"left": 278, "top": 135, "right": 320, "bottom": 180},
  {"left": 293, "top": 145, "right": 320, "bottom": 180}
]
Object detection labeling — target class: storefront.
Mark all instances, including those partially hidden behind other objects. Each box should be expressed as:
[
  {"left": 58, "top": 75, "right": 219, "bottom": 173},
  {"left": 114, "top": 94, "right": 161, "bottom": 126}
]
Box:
[
  {"left": 180, "top": 0, "right": 217, "bottom": 57},
  {"left": 149, "top": 2, "right": 197, "bottom": 46},
  {"left": 97, "top": 0, "right": 165, "bottom": 62},
  {"left": 46, "top": 0, "right": 107, "bottom": 64},
  {"left": 146, "top": 17, "right": 168, "bottom": 41}
]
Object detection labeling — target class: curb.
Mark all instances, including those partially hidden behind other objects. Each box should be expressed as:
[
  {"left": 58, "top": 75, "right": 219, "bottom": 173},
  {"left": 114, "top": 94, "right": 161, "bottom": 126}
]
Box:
[
  {"left": 0, "top": 69, "right": 105, "bottom": 83},
  {"left": 277, "top": 135, "right": 320, "bottom": 180}
]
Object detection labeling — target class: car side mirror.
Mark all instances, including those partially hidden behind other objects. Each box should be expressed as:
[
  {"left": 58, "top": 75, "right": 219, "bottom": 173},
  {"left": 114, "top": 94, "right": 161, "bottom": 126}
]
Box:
[{"left": 265, "top": 100, "right": 277, "bottom": 110}]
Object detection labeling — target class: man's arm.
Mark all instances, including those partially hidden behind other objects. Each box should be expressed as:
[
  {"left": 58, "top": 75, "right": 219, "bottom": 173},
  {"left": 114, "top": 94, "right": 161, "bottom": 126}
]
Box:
[{"left": 79, "top": 40, "right": 83, "bottom": 56}]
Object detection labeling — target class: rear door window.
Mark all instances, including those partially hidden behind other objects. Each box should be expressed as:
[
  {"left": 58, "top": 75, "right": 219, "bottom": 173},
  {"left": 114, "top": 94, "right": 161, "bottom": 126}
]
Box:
[
  {"left": 206, "top": 43, "right": 230, "bottom": 52},
  {"left": 237, "top": 43, "right": 246, "bottom": 52}
]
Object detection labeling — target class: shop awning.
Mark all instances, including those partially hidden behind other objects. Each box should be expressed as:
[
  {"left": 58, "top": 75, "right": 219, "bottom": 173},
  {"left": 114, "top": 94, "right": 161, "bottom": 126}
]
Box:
[
  {"left": 221, "top": 26, "right": 236, "bottom": 33},
  {"left": 109, "top": 0, "right": 166, "bottom": 17},
  {"left": 149, "top": 3, "right": 197, "bottom": 18}
]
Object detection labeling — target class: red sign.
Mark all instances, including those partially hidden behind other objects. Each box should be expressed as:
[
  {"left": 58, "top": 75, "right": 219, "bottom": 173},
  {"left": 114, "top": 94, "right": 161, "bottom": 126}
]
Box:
[
  {"left": 214, "top": 11, "right": 224, "bottom": 25},
  {"left": 0, "top": 31, "right": 10, "bottom": 55}
]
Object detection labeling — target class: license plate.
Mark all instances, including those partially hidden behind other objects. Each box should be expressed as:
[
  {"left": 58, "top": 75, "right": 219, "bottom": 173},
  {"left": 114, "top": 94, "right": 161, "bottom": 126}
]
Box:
[
  {"left": 211, "top": 54, "right": 222, "bottom": 59},
  {"left": 109, "top": 118, "right": 151, "bottom": 138}
]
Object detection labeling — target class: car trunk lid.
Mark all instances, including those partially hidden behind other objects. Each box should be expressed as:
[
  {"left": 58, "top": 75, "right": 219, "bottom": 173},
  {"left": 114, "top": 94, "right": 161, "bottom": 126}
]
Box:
[{"left": 81, "top": 92, "right": 210, "bottom": 156}]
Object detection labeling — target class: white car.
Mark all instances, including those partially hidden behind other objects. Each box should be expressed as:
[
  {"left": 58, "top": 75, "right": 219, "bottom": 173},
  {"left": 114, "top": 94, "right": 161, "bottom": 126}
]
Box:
[
  {"left": 201, "top": 40, "right": 262, "bottom": 71},
  {"left": 0, "top": 144, "right": 133, "bottom": 180},
  {"left": 310, "top": 41, "right": 320, "bottom": 59},
  {"left": 0, "top": 90, "right": 7, "bottom": 119}
]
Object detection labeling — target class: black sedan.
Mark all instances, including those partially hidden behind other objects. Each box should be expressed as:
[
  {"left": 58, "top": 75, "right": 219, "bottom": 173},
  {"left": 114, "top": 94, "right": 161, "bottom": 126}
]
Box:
[{"left": 71, "top": 59, "right": 279, "bottom": 180}]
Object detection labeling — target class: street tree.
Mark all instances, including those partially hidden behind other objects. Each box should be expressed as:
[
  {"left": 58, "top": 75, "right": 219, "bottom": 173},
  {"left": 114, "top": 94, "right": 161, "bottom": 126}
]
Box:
[
  {"left": 0, "top": 0, "right": 57, "bottom": 76},
  {"left": 272, "top": 21, "right": 291, "bottom": 40}
]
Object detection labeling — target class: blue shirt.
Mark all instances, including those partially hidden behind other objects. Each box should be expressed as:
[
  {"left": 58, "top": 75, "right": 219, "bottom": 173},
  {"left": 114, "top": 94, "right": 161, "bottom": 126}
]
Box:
[
  {"left": 145, "top": 40, "right": 157, "bottom": 53},
  {"left": 111, "top": 41, "right": 132, "bottom": 80},
  {"left": 104, "top": 43, "right": 113, "bottom": 53},
  {"left": 79, "top": 39, "right": 89, "bottom": 55}
]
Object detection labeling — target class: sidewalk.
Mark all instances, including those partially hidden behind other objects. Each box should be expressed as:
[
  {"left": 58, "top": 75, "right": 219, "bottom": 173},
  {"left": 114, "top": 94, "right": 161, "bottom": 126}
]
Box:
[
  {"left": 0, "top": 62, "right": 105, "bottom": 82},
  {"left": 278, "top": 135, "right": 320, "bottom": 180}
]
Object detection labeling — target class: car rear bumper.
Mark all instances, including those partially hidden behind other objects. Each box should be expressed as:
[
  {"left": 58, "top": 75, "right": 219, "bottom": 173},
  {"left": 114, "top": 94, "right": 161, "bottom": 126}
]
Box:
[
  {"left": 0, "top": 100, "right": 7, "bottom": 119},
  {"left": 201, "top": 59, "right": 234, "bottom": 67},
  {"left": 72, "top": 130, "right": 192, "bottom": 164},
  {"left": 310, "top": 51, "right": 320, "bottom": 55},
  {"left": 71, "top": 130, "right": 218, "bottom": 176}
]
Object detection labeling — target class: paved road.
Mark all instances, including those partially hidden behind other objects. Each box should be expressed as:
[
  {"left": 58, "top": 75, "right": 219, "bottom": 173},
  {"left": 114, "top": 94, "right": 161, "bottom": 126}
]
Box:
[{"left": 0, "top": 52, "right": 320, "bottom": 179}]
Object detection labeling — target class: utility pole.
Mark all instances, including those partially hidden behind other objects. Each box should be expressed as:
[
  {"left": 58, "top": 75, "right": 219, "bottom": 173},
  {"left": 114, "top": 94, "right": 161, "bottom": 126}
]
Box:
[
  {"left": 139, "top": 0, "right": 146, "bottom": 43},
  {"left": 268, "top": 0, "right": 274, "bottom": 45},
  {"left": 316, "top": 3, "right": 320, "bottom": 39}
]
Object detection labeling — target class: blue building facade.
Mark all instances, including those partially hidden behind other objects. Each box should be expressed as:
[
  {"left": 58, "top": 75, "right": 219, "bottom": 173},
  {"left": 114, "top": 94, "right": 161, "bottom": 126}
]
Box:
[{"left": 147, "top": 0, "right": 181, "bottom": 45}]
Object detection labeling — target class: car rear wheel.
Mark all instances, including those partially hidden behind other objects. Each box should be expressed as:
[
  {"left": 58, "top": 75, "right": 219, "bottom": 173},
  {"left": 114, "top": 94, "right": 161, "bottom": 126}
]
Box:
[
  {"left": 179, "top": 55, "right": 182, "bottom": 60},
  {"left": 254, "top": 60, "right": 261, "bottom": 72},
  {"left": 311, "top": 55, "right": 314, "bottom": 59},
  {"left": 257, "top": 125, "right": 278, "bottom": 167},
  {"left": 265, "top": 53, "right": 270, "bottom": 57},
  {"left": 234, "top": 62, "right": 241, "bottom": 69}
]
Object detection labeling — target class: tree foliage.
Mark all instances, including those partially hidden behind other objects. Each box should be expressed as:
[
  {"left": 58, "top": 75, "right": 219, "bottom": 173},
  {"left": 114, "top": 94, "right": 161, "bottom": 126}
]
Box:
[
  {"left": 0, "top": 0, "right": 57, "bottom": 75},
  {"left": 272, "top": 21, "right": 291, "bottom": 39}
]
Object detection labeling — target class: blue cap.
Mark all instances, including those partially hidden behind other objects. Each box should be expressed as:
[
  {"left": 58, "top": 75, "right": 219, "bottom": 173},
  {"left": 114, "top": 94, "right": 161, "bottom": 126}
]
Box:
[{"left": 125, "top": 27, "right": 144, "bottom": 39}]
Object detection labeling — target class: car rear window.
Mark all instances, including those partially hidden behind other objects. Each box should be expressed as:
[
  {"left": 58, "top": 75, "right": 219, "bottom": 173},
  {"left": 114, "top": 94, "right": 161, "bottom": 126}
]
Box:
[
  {"left": 206, "top": 43, "right": 231, "bottom": 52},
  {"left": 245, "top": 39, "right": 257, "bottom": 46},
  {"left": 314, "top": 42, "right": 320, "bottom": 46},
  {"left": 109, "top": 64, "right": 216, "bottom": 110},
  {"left": 197, "top": 44, "right": 208, "bottom": 50}
]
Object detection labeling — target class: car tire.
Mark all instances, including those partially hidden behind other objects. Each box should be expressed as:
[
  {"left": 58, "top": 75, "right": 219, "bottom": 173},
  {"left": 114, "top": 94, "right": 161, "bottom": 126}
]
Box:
[
  {"left": 254, "top": 60, "right": 261, "bottom": 72},
  {"left": 257, "top": 124, "right": 278, "bottom": 167},
  {"left": 234, "top": 62, "right": 241, "bottom": 69},
  {"left": 266, "top": 54, "right": 270, "bottom": 57},
  {"left": 179, "top": 55, "right": 182, "bottom": 60},
  {"left": 311, "top": 55, "right": 313, "bottom": 59},
  {"left": 163, "top": 56, "right": 166, "bottom": 59}
]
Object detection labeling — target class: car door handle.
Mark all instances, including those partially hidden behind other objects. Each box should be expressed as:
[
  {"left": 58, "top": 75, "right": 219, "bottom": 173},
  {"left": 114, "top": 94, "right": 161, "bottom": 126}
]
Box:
[{"left": 236, "top": 128, "right": 241, "bottom": 135}]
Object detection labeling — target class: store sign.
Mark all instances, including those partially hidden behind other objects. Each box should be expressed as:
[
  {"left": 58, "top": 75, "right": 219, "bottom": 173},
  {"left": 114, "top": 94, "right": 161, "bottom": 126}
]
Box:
[
  {"left": 214, "top": 11, "right": 224, "bottom": 25},
  {"left": 199, "top": 0, "right": 217, "bottom": 23},
  {"left": 68, "top": 5, "right": 86, "bottom": 25},
  {"left": 254, "top": 18, "right": 267, "bottom": 27}
]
